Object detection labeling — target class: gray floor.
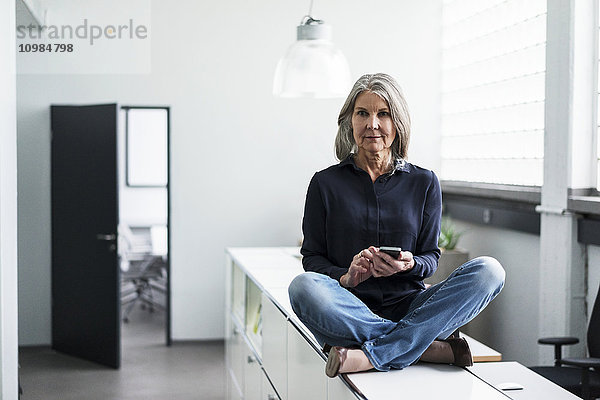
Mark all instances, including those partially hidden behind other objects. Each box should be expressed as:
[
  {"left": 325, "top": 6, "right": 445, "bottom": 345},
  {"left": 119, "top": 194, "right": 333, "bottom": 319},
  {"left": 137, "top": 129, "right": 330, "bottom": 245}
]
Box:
[{"left": 19, "top": 306, "right": 225, "bottom": 400}]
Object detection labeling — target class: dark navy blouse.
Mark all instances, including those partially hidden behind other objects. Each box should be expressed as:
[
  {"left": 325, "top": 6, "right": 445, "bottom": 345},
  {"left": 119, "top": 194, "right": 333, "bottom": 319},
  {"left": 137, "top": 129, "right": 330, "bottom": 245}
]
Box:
[{"left": 300, "top": 155, "right": 442, "bottom": 319}]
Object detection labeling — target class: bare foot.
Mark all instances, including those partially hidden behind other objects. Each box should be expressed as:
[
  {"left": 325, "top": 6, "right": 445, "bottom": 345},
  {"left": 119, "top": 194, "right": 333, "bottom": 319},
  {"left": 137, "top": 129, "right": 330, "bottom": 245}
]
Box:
[
  {"left": 326, "top": 347, "right": 374, "bottom": 377},
  {"left": 339, "top": 349, "right": 374, "bottom": 373}
]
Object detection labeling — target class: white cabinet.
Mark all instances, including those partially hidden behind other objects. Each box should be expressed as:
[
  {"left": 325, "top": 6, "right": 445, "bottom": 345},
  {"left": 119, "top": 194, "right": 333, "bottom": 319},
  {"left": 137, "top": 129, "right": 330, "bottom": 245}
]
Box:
[
  {"left": 287, "top": 324, "right": 328, "bottom": 400},
  {"left": 261, "top": 294, "right": 288, "bottom": 400},
  {"left": 225, "top": 248, "right": 535, "bottom": 400}
]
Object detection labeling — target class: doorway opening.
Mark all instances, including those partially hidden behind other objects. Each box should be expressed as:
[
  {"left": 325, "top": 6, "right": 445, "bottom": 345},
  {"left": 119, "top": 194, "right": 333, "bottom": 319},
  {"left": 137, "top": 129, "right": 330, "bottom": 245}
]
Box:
[{"left": 118, "top": 106, "right": 171, "bottom": 347}]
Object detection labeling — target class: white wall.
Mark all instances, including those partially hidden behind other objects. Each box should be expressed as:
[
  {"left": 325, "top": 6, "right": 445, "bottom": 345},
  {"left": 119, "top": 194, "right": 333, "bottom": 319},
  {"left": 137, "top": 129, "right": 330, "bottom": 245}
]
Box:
[
  {"left": 17, "top": 0, "right": 442, "bottom": 343},
  {"left": 453, "top": 221, "right": 542, "bottom": 366},
  {"left": 1, "top": 0, "right": 20, "bottom": 395}
]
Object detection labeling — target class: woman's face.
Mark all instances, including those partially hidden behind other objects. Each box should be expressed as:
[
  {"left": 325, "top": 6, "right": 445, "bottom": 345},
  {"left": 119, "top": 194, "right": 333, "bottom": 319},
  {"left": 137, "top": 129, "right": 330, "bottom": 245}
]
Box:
[{"left": 351, "top": 91, "right": 396, "bottom": 156}]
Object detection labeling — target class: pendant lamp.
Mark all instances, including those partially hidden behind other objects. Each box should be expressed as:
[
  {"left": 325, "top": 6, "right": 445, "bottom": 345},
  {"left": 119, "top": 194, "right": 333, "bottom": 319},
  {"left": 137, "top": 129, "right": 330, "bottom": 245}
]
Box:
[{"left": 273, "top": 15, "right": 351, "bottom": 98}]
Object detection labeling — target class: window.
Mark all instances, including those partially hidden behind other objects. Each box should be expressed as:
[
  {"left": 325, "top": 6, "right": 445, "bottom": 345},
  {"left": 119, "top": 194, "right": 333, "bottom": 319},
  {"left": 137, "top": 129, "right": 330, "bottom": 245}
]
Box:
[
  {"left": 123, "top": 107, "right": 169, "bottom": 187},
  {"left": 441, "top": 0, "right": 547, "bottom": 185}
]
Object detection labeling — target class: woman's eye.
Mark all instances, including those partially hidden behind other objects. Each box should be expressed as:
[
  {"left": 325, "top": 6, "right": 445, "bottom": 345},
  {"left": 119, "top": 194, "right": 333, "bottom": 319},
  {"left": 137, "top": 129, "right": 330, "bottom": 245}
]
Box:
[
  {"left": 357, "top": 110, "right": 368, "bottom": 116},
  {"left": 379, "top": 111, "right": 389, "bottom": 117}
]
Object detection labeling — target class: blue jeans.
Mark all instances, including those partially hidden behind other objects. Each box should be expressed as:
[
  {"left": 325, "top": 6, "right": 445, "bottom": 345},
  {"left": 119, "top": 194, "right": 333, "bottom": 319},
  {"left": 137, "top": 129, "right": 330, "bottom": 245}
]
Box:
[{"left": 288, "top": 256, "right": 505, "bottom": 371}]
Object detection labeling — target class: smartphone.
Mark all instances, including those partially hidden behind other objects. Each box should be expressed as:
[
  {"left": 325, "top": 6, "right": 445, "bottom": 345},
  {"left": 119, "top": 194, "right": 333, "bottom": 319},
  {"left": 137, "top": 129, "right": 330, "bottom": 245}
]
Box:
[{"left": 379, "top": 246, "right": 402, "bottom": 259}]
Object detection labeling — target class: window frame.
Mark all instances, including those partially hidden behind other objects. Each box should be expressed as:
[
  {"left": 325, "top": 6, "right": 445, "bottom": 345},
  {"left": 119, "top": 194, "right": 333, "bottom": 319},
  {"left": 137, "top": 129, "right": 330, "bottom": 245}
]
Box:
[{"left": 441, "top": 182, "right": 600, "bottom": 244}]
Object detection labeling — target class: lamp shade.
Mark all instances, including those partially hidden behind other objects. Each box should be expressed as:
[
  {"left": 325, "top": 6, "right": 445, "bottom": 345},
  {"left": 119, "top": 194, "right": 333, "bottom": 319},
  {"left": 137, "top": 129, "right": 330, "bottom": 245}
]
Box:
[{"left": 273, "top": 21, "right": 351, "bottom": 98}]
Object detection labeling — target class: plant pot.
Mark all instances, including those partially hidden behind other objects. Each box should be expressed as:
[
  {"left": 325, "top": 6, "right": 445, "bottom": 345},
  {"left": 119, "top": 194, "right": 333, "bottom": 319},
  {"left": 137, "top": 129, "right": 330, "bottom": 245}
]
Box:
[{"left": 425, "top": 248, "right": 469, "bottom": 285}]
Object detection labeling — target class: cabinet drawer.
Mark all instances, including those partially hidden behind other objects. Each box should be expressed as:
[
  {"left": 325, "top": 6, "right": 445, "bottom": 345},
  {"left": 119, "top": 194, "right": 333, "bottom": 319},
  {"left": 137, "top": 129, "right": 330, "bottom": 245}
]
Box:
[
  {"left": 287, "top": 323, "right": 327, "bottom": 400},
  {"left": 227, "top": 316, "right": 245, "bottom": 399},
  {"left": 244, "top": 345, "right": 262, "bottom": 400},
  {"left": 261, "top": 294, "right": 287, "bottom": 399}
]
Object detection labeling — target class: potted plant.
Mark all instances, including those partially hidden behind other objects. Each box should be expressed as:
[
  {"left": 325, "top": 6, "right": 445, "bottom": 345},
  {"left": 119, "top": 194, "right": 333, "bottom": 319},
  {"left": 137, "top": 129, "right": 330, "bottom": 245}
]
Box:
[{"left": 425, "top": 217, "right": 469, "bottom": 285}]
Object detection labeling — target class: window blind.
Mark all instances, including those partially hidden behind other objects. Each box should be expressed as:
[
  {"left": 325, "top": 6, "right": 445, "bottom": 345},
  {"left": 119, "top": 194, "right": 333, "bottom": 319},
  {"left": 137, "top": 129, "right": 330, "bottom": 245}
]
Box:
[{"left": 441, "top": 0, "right": 547, "bottom": 185}]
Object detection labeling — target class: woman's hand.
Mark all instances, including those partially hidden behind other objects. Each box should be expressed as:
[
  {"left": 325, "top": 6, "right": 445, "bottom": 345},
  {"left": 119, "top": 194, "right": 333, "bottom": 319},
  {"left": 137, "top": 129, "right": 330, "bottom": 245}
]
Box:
[
  {"left": 368, "top": 246, "right": 415, "bottom": 277},
  {"left": 340, "top": 249, "right": 373, "bottom": 288}
]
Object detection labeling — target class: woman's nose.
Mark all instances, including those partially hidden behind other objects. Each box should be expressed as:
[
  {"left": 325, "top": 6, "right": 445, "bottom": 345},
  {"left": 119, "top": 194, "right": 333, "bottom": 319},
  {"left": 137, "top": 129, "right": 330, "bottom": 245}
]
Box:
[{"left": 367, "top": 115, "right": 379, "bottom": 130}]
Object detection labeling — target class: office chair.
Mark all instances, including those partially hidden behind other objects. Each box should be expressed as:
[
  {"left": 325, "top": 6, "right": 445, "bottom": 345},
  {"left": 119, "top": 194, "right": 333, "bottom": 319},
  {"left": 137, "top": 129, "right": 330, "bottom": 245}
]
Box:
[
  {"left": 530, "top": 282, "right": 600, "bottom": 400},
  {"left": 119, "top": 224, "right": 167, "bottom": 322}
]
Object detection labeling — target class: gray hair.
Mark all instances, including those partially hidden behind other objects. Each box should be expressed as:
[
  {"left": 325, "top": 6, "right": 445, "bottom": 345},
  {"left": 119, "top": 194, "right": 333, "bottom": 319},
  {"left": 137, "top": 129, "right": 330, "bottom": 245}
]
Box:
[{"left": 334, "top": 73, "right": 411, "bottom": 163}]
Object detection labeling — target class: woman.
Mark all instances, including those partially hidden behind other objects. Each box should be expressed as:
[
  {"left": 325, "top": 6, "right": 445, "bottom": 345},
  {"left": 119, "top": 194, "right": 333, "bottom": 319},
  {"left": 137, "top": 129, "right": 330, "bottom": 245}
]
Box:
[{"left": 288, "top": 73, "right": 505, "bottom": 377}]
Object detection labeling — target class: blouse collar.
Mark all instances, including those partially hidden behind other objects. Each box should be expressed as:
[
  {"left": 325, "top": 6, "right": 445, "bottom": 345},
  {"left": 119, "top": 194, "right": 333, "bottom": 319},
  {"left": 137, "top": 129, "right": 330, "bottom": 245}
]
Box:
[{"left": 340, "top": 154, "right": 411, "bottom": 174}]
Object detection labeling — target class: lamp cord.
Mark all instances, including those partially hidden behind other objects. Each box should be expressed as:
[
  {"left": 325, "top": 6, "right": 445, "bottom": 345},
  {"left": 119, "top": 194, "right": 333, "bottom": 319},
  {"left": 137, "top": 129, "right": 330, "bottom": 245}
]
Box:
[{"left": 308, "top": 0, "right": 314, "bottom": 16}]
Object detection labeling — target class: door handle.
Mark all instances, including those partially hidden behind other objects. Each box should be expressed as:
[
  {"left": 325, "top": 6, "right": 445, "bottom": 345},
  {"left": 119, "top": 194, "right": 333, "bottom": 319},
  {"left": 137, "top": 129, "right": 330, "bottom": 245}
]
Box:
[{"left": 96, "top": 234, "right": 116, "bottom": 241}]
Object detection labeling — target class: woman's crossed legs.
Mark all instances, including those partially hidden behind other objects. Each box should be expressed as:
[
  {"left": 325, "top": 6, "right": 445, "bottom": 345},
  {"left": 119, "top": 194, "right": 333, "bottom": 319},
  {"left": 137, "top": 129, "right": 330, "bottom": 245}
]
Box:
[{"left": 288, "top": 256, "right": 505, "bottom": 372}]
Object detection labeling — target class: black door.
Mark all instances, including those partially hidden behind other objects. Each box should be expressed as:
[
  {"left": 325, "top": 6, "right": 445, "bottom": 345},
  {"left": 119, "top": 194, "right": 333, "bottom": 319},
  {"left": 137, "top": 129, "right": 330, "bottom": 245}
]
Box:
[{"left": 51, "top": 104, "right": 120, "bottom": 368}]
